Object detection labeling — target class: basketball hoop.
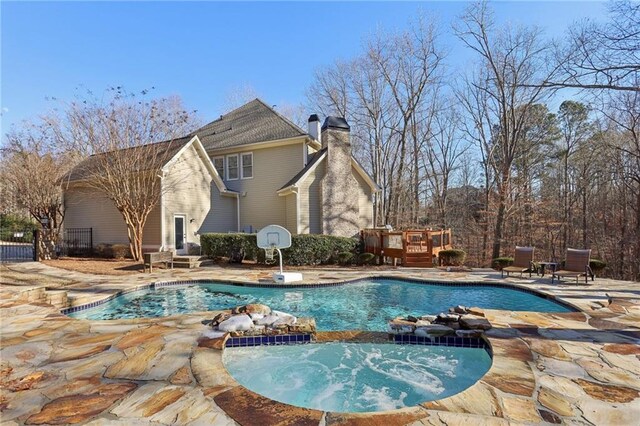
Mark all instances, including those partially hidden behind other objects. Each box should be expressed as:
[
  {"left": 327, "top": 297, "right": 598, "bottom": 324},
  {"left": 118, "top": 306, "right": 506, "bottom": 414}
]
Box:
[
  {"left": 264, "top": 245, "right": 277, "bottom": 264},
  {"left": 256, "top": 225, "right": 302, "bottom": 283}
]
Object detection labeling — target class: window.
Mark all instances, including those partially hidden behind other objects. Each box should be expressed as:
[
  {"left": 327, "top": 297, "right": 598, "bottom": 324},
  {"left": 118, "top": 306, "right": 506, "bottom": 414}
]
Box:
[
  {"left": 226, "top": 154, "right": 239, "bottom": 180},
  {"left": 241, "top": 152, "right": 253, "bottom": 179},
  {"left": 213, "top": 157, "right": 224, "bottom": 179}
]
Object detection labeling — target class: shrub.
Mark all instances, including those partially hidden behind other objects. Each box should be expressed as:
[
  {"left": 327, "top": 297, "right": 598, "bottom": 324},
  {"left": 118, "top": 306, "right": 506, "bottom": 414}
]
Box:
[
  {"left": 336, "top": 251, "right": 354, "bottom": 265},
  {"left": 95, "top": 243, "right": 113, "bottom": 258},
  {"left": 283, "top": 235, "right": 358, "bottom": 266},
  {"left": 111, "top": 244, "right": 131, "bottom": 259},
  {"left": 589, "top": 259, "right": 606, "bottom": 272},
  {"left": 200, "top": 233, "right": 259, "bottom": 261},
  {"left": 357, "top": 252, "right": 376, "bottom": 265},
  {"left": 200, "top": 233, "right": 358, "bottom": 266},
  {"left": 439, "top": 249, "right": 466, "bottom": 266},
  {"left": 492, "top": 257, "right": 514, "bottom": 270}
]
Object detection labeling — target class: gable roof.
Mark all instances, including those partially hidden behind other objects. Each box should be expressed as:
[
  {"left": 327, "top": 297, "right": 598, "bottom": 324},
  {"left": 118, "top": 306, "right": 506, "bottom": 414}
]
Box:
[
  {"left": 64, "top": 136, "right": 193, "bottom": 183},
  {"left": 277, "top": 148, "right": 381, "bottom": 194},
  {"left": 62, "top": 135, "right": 237, "bottom": 196},
  {"left": 278, "top": 148, "right": 327, "bottom": 191},
  {"left": 192, "top": 98, "right": 307, "bottom": 151}
]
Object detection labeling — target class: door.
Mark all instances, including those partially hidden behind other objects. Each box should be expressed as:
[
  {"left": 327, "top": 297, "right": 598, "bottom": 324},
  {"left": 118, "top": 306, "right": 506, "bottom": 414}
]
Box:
[{"left": 174, "top": 215, "right": 187, "bottom": 255}]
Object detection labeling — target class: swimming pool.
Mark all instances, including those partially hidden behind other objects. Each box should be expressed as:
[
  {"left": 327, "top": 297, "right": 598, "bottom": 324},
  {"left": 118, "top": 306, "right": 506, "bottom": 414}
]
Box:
[
  {"left": 68, "top": 278, "right": 572, "bottom": 329},
  {"left": 224, "top": 342, "right": 492, "bottom": 412}
]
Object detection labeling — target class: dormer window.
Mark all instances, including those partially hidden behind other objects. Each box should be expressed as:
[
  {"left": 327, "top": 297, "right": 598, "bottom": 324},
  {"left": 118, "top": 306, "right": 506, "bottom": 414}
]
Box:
[{"left": 241, "top": 152, "right": 253, "bottom": 179}]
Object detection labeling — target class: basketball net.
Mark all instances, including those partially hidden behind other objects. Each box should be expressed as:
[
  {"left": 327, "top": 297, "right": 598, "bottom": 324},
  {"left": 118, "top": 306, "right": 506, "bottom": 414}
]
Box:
[{"left": 265, "top": 244, "right": 277, "bottom": 264}]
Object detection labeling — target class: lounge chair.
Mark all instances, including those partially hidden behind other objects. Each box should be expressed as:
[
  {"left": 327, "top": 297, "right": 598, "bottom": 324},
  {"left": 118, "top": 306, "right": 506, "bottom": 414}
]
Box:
[
  {"left": 551, "top": 248, "right": 593, "bottom": 284},
  {"left": 501, "top": 246, "right": 535, "bottom": 278}
]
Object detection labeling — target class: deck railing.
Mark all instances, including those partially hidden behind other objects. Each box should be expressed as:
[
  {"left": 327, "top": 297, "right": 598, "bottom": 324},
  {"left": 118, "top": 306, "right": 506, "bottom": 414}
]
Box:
[{"left": 361, "top": 228, "right": 453, "bottom": 267}]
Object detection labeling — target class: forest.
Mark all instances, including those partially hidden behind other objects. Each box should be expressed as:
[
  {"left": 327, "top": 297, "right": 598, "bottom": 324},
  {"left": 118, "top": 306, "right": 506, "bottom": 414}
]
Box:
[{"left": 307, "top": 1, "right": 639, "bottom": 280}]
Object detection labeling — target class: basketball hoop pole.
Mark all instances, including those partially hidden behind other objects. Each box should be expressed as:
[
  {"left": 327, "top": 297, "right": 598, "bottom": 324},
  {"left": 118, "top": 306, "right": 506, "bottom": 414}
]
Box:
[{"left": 276, "top": 248, "right": 284, "bottom": 275}]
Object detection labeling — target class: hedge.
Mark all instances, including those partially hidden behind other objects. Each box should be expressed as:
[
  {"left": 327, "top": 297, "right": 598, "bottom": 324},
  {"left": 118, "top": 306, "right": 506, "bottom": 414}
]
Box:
[{"left": 200, "top": 233, "right": 359, "bottom": 266}]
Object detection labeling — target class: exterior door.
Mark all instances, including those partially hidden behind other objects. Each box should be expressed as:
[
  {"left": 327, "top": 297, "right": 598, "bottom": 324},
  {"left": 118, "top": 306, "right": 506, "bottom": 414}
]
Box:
[{"left": 174, "top": 215, "right": 187, "bottom": 255}]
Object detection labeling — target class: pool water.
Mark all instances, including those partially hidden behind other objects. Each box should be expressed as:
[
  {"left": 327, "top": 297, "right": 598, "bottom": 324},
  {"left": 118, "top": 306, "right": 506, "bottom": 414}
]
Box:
[
  {"left": 69, "top": 278, "right": 571, "bottom": 330},
  {"left": 223, "top": 342, "right": 492, "bottom": 412}
]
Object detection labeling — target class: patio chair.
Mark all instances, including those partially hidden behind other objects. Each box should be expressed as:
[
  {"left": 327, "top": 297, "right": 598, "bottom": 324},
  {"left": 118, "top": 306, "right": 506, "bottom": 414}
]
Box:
[
  {"left": 501, "top": 246, "right": 535, "bottom": 278},
  {"left": 551, "top": 248, "right": 593, "bottom": 284}
]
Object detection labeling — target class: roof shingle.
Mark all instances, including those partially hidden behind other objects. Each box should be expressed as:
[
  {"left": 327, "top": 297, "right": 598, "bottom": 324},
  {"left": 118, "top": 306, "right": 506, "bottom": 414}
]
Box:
[{"left": 192, "top": 99, "right": 307, "bottom": 151}]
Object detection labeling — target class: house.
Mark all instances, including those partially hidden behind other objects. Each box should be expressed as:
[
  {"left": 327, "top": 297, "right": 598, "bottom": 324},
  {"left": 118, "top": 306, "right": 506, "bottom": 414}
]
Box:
[{"left": 62, "top": 99, "right": 380, "bottom": 254}]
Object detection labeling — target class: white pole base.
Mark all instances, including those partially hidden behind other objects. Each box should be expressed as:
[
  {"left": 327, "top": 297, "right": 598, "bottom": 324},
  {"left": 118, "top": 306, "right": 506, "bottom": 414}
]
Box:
[{"left": 273, "top": 272, "right": 303, "bottom": 284}]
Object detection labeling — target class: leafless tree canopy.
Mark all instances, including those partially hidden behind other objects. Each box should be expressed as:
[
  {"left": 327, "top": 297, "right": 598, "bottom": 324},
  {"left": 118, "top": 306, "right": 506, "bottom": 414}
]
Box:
[
  {"left": 308, "top": 1, "right": 640, "bottom": 280},
  {"left": 539, "top": 0, "right": 640, "bottom": 92},
  {"left": 1, "top": 120, "right": 74, "bottom": 258},
  {"left": 55, "top": 89, "right": 201, "bottom": 261}
]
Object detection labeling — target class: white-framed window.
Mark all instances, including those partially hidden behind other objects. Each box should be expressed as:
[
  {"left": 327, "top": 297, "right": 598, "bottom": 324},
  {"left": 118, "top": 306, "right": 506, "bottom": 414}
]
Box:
[
  {"left": 213, "top": 156, "right": 225, "bottom": 180},
  {"left": 226, "top": 154, "right": 239, "bottom": 180},
  {"left": 241, "top": 152, "right": 253, "bottom": 179}
]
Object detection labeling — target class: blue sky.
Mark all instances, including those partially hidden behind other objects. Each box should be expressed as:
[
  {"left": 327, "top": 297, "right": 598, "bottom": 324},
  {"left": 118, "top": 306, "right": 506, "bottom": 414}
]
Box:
[{"left": 2, "top": 1, "right": 606, "bottom": 131}]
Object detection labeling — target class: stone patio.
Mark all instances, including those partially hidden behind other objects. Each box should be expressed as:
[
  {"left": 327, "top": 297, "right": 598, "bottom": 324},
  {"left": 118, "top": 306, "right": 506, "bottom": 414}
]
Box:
[{"left": 1, "top": 262, "right": 639, "bottom": 425}]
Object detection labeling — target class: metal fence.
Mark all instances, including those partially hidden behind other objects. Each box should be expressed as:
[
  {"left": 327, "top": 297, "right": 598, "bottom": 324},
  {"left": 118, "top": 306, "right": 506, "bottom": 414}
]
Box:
[
  {"left": 0, "top": 228, "right": 36, "bottom": 262},
  {"left": 60, "top": 228, "right": 93, "bottom": 257}
]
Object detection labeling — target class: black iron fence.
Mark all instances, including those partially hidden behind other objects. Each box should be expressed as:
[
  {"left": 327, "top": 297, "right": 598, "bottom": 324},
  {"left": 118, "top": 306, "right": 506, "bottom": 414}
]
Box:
[
  {"left": 60, "top": 228, "right": 93, "bottom": 257},
  {"left": 0, "top": 228, "right": 36, "bottom": 262}
]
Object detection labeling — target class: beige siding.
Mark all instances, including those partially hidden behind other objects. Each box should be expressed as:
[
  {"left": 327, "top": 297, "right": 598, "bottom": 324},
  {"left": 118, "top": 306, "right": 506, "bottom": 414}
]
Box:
[
  {"left": 298, "top": 160, "right": 325, "bottom": 234},
  {"left": 354, "top": 169, "right": 374, "bottom": 229},
  {"left": 64, "top": 186, "right": 161, "bottom": 249},
  {"left": 284, "top": 193, "right": 297, "bottom": 234},
  {"left": 219, "top": 142, "right": 305, "bottom": 232},
  {"left": 163, "top": 144, "right": 232, "bottom": 251}
]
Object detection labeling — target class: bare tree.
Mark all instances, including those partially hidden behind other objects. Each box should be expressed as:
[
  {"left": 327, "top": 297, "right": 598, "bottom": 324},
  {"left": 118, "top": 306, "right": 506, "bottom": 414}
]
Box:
[
  {"left": 538, "top": 0, "right": 639, "bottom": 92},
  {"left": 1, "top": 121, "right": 75, "bottom": 258},
  {"left": 455, "top": 0, "right": 555, "bottom": 259},
  {"left": 59, "top": 88, "right": 200, "bottom": 261}
]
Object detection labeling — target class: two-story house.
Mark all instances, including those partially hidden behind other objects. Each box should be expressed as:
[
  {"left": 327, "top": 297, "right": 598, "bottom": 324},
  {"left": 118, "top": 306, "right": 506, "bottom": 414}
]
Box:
[{"left": 62, "top": 99, "right": 380, "bottom": 254}]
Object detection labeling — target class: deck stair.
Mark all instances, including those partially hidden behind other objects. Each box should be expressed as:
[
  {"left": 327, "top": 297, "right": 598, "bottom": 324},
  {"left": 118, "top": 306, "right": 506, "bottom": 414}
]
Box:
[
  {"left": 403, "top": 252, "right": 434, "bottom": 268},
  {"left": 172, "top": 255, "right": 207, "bottom": 269}
]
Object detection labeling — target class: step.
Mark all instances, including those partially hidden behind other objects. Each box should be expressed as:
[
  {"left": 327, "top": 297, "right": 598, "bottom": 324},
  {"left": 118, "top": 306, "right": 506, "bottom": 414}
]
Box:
[
  {"left": 403, "top": 261, "right": 434, "bottom": 267},
  {"left": 44, "top": 290, "right": 68, "bottom": 309}
]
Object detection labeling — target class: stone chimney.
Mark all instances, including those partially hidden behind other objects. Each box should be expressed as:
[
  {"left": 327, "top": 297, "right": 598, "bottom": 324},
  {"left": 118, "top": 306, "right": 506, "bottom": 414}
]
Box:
[
  {"left": 320, "top": 116, "right": 360, "bottom": 237},
  {"left": 307, "top": 114, "right": 321, "bottom": 142}
]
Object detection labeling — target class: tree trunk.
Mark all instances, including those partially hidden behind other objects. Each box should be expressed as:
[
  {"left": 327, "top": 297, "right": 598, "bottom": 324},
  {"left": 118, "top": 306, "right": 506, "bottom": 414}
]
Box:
[{"left": 492, "top": 172, "right": 509, "bottom": 260}]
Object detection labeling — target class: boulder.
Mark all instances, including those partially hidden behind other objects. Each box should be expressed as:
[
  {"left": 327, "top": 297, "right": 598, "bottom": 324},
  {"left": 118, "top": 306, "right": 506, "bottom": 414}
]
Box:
[
  {"left": 232, "top": 304, "right": 271, "bottom": 315},
  {"left": 459, "top": 315, "right": 492, "bottom": 330},
  {"left": 452, "top": 305, "right": 467, "bottom": 314},
  {"left": 455, "top": 329, "right": 484, "bottom": 338},
  {"left": 407, "top": 315, "right": 420, "bottom": 323},
  {"left": 254, "top": 315, "right": 279, "bottom": 326},
  {"left": 243, "top": 325, "right": 266, "bottom": 336},
  {"left": 288, "top": 318, "right": 316, "bottom": 334},
  {"left": 467, "top": 307, "right": 485, "bottom": 317},
  {"left": 210, "top": 312, "right": 231, "bottom": 327},
  {"left": 415, "top": 324, "right": 455, "bottom": 338},
  {"left": 274, "top": 317, "right": 297, "bottom": 328},
  {"left": 388, "top": 319, "right": 415, "bottom": 334},
  {"left": 436, "top": 313, "right": 460, "bottom": 323},
  {"left": 420, "top": 315, "right": 437, "bottom": 322},
  {"left": 218, "top": 314, "right": 254, "bottom": 332},
  {"left": 249, "top": 313, "right": 265, "bottom": 321},
  {"left": 414, "top": 320, "right": 432, "bottom": 327}
]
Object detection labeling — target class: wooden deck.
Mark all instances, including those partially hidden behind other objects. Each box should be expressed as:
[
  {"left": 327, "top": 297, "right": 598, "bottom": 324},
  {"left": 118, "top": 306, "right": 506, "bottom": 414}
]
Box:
[{"left": 361, "top": 228, "right": 453, "bottom": 267}]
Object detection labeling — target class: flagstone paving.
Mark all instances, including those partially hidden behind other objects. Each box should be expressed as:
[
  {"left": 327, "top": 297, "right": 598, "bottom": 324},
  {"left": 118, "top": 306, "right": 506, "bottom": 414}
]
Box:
[{"left": 1, "top": 262, "right": 639, "bottom": 425}]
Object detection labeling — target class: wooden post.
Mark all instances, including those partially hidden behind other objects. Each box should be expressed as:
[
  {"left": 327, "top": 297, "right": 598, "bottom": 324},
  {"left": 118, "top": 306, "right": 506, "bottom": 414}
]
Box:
[{"left": 33, "top": 230, "right": 39, "bottom": 261}]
